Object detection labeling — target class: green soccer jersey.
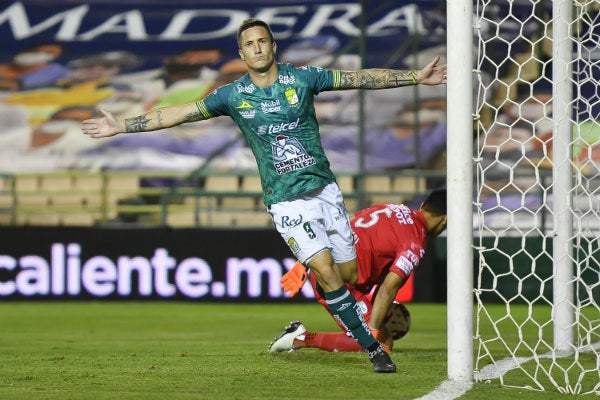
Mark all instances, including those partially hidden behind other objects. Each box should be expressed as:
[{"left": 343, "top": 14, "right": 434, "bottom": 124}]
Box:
[{"left": 196, "top": 63, "right": 341, "bottom": 206}]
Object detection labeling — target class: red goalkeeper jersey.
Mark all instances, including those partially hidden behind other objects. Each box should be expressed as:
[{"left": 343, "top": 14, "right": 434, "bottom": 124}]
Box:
[{"left": 350, "top": 203, "right": 427, "bottom": 295}]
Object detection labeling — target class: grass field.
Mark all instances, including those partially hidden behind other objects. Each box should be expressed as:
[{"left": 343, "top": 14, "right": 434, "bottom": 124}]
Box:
[{"left": 0, "top": 302, "right": 587, "bottom": 399}]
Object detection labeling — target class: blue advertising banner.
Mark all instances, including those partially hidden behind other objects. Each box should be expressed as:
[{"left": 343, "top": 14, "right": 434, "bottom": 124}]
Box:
[{"left": 1, "top": 0, "right": 444, "bottom": 68}]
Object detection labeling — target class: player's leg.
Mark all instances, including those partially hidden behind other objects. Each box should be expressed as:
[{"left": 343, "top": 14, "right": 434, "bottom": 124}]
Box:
[
  {"left": 269, "top": 183, "right": 395, "bottom": 372},
  {"left": 270, "top": 281, "right": 393, "bottom": 352},
  {"left": 296, "top": 282, "right": 380, "bottom": 352}
]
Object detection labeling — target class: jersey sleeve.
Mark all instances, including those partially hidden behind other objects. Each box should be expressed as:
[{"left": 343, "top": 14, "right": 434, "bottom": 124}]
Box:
[
  {"left": 194, "top": 84, "right": 232, "bottom": 118},
  {"left": 390, "top": 241, "right": 425, "bottom": 279},
  {"left": 298, "top": 65, "right": 341, "bottom": 93}
]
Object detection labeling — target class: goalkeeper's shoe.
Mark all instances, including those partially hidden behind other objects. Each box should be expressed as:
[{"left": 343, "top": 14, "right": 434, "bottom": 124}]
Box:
[
  {"left": 268, "top": 321, "right": 306, "bottom": 353},
  {"left": 368, "top": 346, "right": 397, "bottom": 373}
]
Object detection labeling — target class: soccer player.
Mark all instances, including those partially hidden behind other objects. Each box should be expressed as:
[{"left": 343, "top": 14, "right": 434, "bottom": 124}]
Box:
[
  {"left": 81, "top": 18, "right": 447, "bottom": 373},
  {"left": 269, "top": 189, "right": 447, "bottom": 353}
]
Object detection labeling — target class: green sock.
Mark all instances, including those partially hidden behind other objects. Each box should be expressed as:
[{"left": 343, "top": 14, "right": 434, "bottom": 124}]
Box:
[{"left": 324, "top": 285, "right": 380, "bottom": 352}]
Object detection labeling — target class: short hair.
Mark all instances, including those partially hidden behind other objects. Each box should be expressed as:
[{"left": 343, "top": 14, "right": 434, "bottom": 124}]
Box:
[
  {"left": 237, "top": 18, "right": 274, "bottom": 47},
  {"left": 421, "top": 189, "right": 447, "bottom": 216}
]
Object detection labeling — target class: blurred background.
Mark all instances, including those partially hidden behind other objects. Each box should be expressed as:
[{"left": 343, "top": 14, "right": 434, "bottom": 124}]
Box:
[
  {"left": 0, "top": 0, "right": 448, "bottom": 229},
  {"left": 4, "top": 0, "right": 597, "bottom": 304}
]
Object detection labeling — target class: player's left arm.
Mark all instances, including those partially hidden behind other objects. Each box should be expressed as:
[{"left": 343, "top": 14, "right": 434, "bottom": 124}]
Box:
[
  {"left": 338, "top": 56, "right": 446, "bottom": 89},
  {"left": 369, "top": 272, "right": 406, "bottom": 332}
]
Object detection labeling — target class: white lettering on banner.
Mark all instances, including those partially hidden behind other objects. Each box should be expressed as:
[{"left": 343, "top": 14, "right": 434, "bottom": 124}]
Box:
[
  {"left": 226, "top": 257, "right": 281, "bottom": 298},
  {"left": 299, "top": 4, "right": 361, "bottom": 37},
  {"left": 160, "top": 9, "right": 248, "bottom": 40},
  {"left": 255, "top": 6, "right": 307, "bottom": 40},
  {"left": 0, "top": 243, "right": 313, "bottom": 299},
  {"left": 18, "top": 255, "right": 49, "bottom": 296},
  {"left": 0, "top": 256, "right": 16, "bottom": 295},
  {"left": 0, "top": 3, "right": 88, "bottom": 40},
  {"left": 1, "top": 2, "right": 426, "bottom": 41}
]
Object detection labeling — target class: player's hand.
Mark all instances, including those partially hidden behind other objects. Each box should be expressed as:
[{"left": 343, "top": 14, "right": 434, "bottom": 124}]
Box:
[
  {"left": 417, "top": 56, "right": 447, "bottom": 85},
  {"left": 81, "top": 107, "right": 120, "bottom": 138},
  {"left": 280, "top": 261, "right": 308, "bottom": 297}
]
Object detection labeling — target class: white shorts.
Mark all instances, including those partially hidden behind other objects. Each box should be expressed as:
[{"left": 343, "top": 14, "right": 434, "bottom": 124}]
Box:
[{"left": 268, "top": 182, "right": 356, "bottom": 265}]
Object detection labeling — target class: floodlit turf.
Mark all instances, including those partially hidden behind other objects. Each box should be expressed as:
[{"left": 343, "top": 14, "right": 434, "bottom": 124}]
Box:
[{"left": 0, "top": 302, "right": 585, "bottom": 399}]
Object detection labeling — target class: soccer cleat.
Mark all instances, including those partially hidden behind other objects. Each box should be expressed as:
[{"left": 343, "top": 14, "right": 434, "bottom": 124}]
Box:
[
  {"left": 368, "top": 347, "right": 397, "bottom": 373},
  {"left": 268, "top": 321, "right": 306, "bottom": 353}
]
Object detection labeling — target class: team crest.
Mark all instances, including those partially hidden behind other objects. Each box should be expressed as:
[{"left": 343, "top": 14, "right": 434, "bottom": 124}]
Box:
[{"left": 285, "top": 88, "right": 299, "bottom": 106}]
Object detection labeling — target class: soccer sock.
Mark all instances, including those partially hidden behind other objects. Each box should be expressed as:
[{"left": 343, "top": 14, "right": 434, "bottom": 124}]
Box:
[
  {"left": 323, "top": 286, "right": 381, "bottom": 354},
  {"left": 296, "top": 331, "right": 363, "bottom": 352}
]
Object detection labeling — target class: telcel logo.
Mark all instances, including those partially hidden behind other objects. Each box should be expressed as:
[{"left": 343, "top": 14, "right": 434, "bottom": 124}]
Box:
[{"left": 257, "top": 118, "right": 300, "bottom": 135}]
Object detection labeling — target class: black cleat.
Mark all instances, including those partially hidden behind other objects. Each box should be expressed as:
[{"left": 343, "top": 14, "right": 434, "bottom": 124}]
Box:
[{"left": 368, "top": 348, "right": 397, "bottom": 373}]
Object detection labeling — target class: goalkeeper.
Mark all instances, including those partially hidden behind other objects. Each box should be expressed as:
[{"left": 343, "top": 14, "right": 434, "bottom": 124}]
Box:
[{"left": 269, "top": 189, "right": 447, "bottom": 353}]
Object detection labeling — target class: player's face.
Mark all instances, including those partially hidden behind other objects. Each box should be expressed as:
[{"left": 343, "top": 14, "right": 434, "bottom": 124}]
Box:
[
  {"left": 431, "top": 215, "right": 447, "bottom": 237},
  {"left": 238, "top": 26, "right": 277, "bottom": 73}
]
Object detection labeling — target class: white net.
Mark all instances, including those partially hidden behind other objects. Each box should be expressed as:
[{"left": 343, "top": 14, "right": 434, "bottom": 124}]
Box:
[{"left": 473, "top": 0, "right": 600, "bottom": 394}]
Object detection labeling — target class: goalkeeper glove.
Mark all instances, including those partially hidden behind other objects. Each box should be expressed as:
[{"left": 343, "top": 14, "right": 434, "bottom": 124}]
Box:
[
  {"left": 370, "top": 328, "right": 391, "bottom": 353},
  {"left": 280, "top": 260, "right": 308, "bottom": 297}
]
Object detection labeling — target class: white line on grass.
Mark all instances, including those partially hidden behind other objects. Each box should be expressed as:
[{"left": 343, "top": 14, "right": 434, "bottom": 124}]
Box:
[
  {"left": 416, "top": 341, "right": 600, "bottom": 399},
  {"left": 414, "top": 380, "right": 473, "bottom": 400}
]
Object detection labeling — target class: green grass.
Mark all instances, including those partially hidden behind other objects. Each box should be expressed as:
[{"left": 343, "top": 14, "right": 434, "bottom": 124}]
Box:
[{"left": 0, "top": 302, "right": 592, "bottom": 399}]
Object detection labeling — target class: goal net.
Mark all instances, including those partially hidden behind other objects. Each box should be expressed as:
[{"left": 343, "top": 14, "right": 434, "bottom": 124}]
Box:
[{"left": 473, "top": 0, "right": 600, "bottom": 394}]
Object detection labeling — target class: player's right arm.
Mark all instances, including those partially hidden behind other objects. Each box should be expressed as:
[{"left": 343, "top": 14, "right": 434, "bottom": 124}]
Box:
[
  {"left": 81, "top": 102, "right": 207, "bottom": 139},
  {"left": 370, "top": 272, "right": 406, "bottom": 332}
]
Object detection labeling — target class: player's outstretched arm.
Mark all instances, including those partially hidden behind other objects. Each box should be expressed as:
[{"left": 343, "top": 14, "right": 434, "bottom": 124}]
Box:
[
  {"left": 338, "top": 56, "right": 447, "bottom": 90},
  {"left": 81, "top": 102, "right": 205, "bottom": 139}
]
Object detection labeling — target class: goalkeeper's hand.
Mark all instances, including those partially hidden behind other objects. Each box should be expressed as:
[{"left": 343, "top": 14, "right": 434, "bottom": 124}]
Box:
[{"left": 281, "top": 261, "right": 308, "bottom": 297}]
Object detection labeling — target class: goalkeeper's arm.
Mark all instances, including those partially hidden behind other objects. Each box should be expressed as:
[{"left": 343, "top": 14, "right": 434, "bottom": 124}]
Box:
[{"left": 369, "top": 272, "right": 406, "bottom": 331}]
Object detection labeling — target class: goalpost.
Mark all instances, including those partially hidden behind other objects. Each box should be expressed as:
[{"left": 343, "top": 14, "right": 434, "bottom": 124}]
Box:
[{"left": 448, "top": 0, "right": 600, "bottom": 394}]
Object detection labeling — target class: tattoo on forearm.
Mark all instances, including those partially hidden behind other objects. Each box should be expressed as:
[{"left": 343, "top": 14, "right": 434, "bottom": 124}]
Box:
[
  {"left": 125, "top": 115, "right": 152, "bottom": 133},
  {"left": 340, "top": 69, "right": 416, "bottom": 89},
  {"left": 184, "top": 111, "right": 202, "bottom": 122},
  {"left": 156, "top": 110, "right": 164, "bottom": 128}
]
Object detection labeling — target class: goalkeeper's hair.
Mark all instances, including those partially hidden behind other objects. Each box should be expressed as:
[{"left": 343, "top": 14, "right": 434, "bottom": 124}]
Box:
[{"left": 420, "top": 189, "right": 446, "bottom": 216}]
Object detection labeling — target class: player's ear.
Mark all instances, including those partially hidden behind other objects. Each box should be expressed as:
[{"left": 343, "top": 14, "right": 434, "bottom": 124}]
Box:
[
  {"left": 238, "top": 49, "right": 245, "bottom": 61},
  {"left": 272, "top": 41, "right": 277, "bottom": 54}
]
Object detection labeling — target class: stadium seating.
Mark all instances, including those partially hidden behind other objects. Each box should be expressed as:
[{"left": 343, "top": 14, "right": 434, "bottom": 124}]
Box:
[{"left": 1, "top": 170, "right": 441, "bottom": 228}]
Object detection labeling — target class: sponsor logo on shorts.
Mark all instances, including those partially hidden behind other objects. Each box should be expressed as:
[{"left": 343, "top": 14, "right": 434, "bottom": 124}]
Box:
[
  {"left": 281, "top": 214, "right": 303, "bottom": 228},
  {"left": 287, "top": 237, "right": 300, "bottom": 253}
]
